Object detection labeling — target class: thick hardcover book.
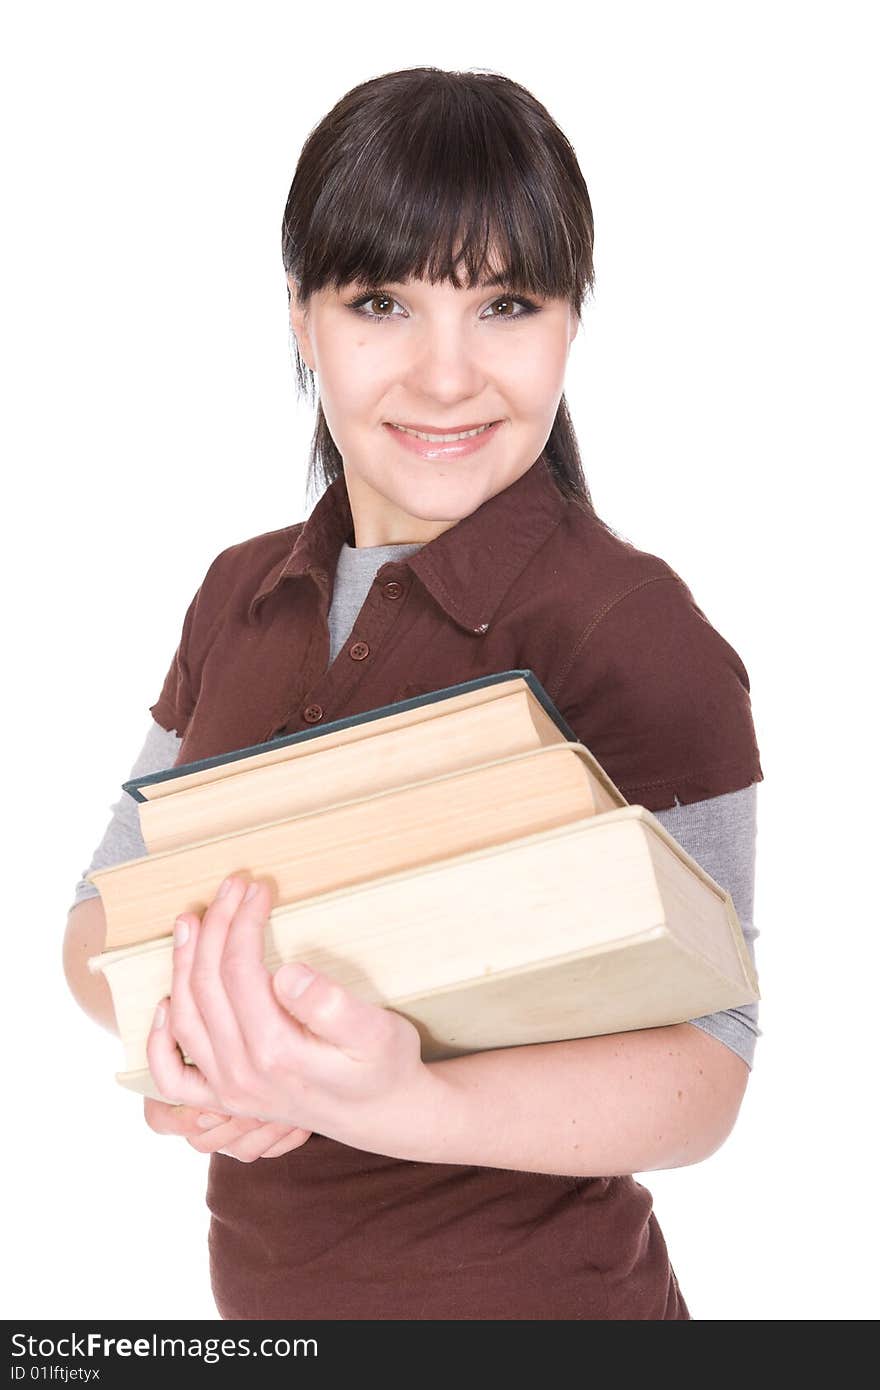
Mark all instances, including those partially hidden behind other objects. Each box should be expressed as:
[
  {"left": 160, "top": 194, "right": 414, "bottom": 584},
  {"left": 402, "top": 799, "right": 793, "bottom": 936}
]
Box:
[
  {"left": 115, "top": 670, "right": 621, "bottom": 859},
  {"left": 123, "top": 669, "right": 578, "bottom": 801}
]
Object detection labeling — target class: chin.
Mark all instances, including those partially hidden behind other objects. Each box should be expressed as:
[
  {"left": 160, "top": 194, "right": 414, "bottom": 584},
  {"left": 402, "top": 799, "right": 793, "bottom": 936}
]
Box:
[{"left": 393, "top": 470, "right": 494, "bottom": 517}]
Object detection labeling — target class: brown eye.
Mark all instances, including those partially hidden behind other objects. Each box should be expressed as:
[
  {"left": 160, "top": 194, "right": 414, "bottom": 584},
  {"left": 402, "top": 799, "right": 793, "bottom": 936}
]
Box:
[
  {"left": 347, "top": 291, "right": 402, "bottom": 323},
  {"left": 484, "top": 295, "right": 540, "bottom": 322}
]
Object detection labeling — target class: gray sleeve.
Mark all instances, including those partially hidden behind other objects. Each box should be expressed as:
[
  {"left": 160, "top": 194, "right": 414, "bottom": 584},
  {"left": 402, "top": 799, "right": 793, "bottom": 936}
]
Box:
[
  {"left": 652, "top": 782, "right": 761, "bottom": 1069},
  {"left": 69, "top": 719, "right": 183, "bottom": 912}
]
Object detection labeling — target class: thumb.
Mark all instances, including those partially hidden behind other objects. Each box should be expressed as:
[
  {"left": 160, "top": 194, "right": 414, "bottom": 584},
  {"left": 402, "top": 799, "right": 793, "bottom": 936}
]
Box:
[
  {"left": 272, "top": 962, "right": 374, "bottom": 1051},
  {"left": 273, "top": 962, "right": 318, "bottom": 1007}
]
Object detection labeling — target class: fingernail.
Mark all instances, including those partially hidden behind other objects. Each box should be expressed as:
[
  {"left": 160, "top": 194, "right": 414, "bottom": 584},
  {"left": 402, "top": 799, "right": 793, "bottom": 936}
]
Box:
[
  {"left": 153, "top": 1003, "right": 166, "bottom": 1030},
  {"left": 287, "top": 966, "right": 315, "bottom": 999},
  {"left": 217, "top": 876, "right": 233, "bottom": 898},
  {"left": 173, "top": 918, "right": 189, "bottom": 947},
  {"left": 197, "top": 1113, "right": 225, "bottom": 1129},
  {"left": 244, "top": 881, "right": 259, "bottom": 903}
]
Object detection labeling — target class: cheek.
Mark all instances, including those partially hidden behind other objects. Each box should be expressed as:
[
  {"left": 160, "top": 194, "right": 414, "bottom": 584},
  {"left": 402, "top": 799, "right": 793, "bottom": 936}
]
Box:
[
  {"left": 504, "top": 336, "right": 569, "bottom": 418},
  {"left": 318, "top": 344, "right": 388, "bottom": 424},
  {"left": 494, "top": 321, "right": 569, "bottom": 411}
]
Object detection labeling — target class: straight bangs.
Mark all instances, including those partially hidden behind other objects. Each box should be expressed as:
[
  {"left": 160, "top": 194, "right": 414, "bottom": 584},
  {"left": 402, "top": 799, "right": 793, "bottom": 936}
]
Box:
[{"left": 283, "top": 68, "right": 594, "bottom": 311}]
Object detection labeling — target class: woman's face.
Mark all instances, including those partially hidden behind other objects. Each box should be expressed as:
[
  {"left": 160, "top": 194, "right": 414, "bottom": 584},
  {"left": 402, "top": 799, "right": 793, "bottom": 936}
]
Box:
[{"left": 287, "top": 268, "right": 579, "bottom": 546}]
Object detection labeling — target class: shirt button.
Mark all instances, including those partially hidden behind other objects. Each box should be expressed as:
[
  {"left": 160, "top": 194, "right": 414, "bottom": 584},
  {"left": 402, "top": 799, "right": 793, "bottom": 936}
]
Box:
[
  {"left": 303, "top": 704, "right": 323, "bottom": 723},
  {"left": 382, "top": 580, "right": 404, "bottom": 600},
  {"left": 350, "top": 641, "right": 370, "bottom": 660}
]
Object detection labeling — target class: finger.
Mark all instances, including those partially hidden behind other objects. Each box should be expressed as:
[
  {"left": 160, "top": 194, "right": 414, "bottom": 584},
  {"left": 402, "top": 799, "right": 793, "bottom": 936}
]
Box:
[
  {"left": 259, "top": 1129, "right": 313, "bottom": 1159},
  {"left": 163, "top": 912, "right": 215, "bottom": 1079},
  {"left": 143, "top": 1098, "right": 208, "bottom": 1136},
  {"left": 273, "top": 961, "right": 396, "bottom": 1059},
  {"left": 172, "top": 880, "right": 250, "bottom": 1078},
  {"left": 146, "top": 1102, "right": 230, "bottom": 1138},
  {"left": 215, "top": 1122, "right": 312, "bottom": 1163},
  {"left": 218, "top": 879, "right": 294, "bottom": 1051},
  {"left": 185, "top": 1113, "right": 267, "bottom": 1155},
  {"left": 146, "top": 996, "right": 222, "bottom": 1109}
]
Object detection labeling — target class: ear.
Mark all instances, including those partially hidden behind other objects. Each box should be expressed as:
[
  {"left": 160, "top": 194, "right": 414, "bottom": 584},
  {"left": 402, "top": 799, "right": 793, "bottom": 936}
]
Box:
[{"left": 287, "top": 273, "right": 316, "bottom": 373}]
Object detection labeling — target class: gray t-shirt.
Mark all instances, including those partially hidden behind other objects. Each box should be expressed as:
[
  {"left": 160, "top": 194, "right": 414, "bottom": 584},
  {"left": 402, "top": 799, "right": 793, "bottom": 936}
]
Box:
[{"left": 71, "top": 538, "right": 762, "bottom": 1068}]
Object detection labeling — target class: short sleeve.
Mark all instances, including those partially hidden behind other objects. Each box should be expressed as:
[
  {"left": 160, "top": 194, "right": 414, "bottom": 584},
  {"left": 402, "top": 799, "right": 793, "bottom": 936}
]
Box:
[
  {"left": 148, "top": 580, "right": 204, "bottom": 738},
  {"left": 554, "top": 572, "right": 764, "bottom": 811}
]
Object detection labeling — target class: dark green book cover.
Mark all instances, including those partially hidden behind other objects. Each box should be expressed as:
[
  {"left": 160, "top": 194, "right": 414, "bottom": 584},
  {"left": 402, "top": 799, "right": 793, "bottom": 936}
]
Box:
[{"left": 122, "top": 668, "right": 578, "bottom": 804}]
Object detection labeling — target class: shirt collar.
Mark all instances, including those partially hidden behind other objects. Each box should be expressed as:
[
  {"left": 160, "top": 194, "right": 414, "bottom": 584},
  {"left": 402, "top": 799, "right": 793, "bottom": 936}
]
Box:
[{"left": 247, "top": 452, "right": 568, "bottom": 634}]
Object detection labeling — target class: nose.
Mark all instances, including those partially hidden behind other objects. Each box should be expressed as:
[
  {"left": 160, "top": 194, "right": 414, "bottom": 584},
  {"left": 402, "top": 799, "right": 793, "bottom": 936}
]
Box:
[{"left": 403, "top": 316, "right": 487, "bottom": 405}]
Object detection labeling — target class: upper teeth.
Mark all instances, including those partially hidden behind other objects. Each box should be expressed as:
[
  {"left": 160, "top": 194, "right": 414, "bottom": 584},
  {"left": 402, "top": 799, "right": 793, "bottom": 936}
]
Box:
[{"left": 391, "top": 422, "right": 496, "bottom": 443}]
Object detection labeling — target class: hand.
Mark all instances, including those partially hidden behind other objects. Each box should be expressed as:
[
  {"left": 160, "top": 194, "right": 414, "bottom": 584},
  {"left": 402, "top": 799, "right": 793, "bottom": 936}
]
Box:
[
  {"left": 145, "top": 872, "right": 436, "bottom": 1157},
  {"left": 143, "top": 1096, "right": 313, "bottom": 1162}
]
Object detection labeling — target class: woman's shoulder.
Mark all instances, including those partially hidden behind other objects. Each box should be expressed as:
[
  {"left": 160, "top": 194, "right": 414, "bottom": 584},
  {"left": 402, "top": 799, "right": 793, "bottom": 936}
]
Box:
[
  {"left": 177, "top": 521, "right": 307, "bottom": 638},
  {"left": 552, "top": 503, "right": 690, "bottom": 604},
  {"left": 526, "top": 504, "right": 714, "bottom": 680},
  {"left": 542, "top": 507, "right": 764, "bottom": 809},
  {"left": 199, "top": 520, "right": 305, "bottom": 590}
]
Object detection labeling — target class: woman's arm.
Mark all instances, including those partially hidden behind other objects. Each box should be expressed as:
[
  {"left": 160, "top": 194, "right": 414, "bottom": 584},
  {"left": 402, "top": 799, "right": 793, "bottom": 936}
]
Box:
[
  {"left": 63, "top": 718, "right": 183, "bottom": 1024},
  {"left": 370, "top": 784, "right": 759, "bottom": 1178},
  {"left": 394, "top": 1017, "right": 748, "bottom": 1177},
  {"left": 65, "top": 718, "right": 312, "bottom": 1161},
  {"left": 123, "top": 751, "right": 756, "bottom": 1178}
]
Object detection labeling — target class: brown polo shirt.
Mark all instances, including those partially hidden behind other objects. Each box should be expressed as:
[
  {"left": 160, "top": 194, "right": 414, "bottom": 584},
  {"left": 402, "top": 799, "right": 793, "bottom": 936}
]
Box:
[{"left": 149, "top": 452, "right": 763, "bottom": 1320}]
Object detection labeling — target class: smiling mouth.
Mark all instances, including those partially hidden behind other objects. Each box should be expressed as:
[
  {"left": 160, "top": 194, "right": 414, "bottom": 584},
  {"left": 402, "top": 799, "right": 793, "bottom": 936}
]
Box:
[{"left": 388, "top": 422, "right": 500, "bottom": 443}]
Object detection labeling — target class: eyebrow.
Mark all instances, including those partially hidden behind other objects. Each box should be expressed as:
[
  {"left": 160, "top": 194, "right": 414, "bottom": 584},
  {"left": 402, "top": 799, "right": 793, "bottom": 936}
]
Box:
[{"left": 358, "top": 270, "right": 519, "bottom": 291}]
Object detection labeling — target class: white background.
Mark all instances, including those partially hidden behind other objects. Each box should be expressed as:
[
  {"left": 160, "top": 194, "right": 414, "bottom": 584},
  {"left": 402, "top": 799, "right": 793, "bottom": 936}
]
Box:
[{"left": 4, "top": 1, "right": 877, "bottom": 1321}]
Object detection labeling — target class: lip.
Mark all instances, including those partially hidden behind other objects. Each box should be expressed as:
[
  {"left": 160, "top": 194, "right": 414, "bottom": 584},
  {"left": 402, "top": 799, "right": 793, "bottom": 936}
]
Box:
[
  {"left": 384, "top": 419, "right": 504, "bottom": 461},
  {"left": 389, "top": 420, "right": 501, "bottom": 433}
]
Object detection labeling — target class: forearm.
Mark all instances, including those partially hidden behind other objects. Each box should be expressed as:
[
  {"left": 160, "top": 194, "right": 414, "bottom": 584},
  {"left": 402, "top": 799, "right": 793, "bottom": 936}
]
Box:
[
  {"left": 62, "top": 910, "right": 120, "bottom": 1037},
  {"left": 63, "top": 960, "right": 119, "bottom": 1036},
  {"left": 378, "top": 1021, "right": 749, "bottom": 1178}
]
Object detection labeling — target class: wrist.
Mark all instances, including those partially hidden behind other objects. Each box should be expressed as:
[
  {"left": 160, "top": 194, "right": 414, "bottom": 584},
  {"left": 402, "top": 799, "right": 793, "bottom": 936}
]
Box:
[{"left": 351, "top": 1060, "right": 460, "bottom": 1165}]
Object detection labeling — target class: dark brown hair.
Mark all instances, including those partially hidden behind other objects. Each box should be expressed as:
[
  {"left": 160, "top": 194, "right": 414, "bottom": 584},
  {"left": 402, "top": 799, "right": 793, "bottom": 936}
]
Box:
[{"left": 281, "top": 66, "right": 603, "bottom": 518}]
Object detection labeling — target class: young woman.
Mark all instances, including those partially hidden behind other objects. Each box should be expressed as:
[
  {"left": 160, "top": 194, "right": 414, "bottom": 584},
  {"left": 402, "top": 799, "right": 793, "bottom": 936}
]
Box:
[{"left": 65, "top": 66, "right": 763, "bottom": 1320}]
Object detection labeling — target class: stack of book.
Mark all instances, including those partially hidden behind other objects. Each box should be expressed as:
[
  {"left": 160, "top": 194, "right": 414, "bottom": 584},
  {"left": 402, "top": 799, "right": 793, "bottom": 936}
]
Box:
[{"left": 86, "top": 670, "right": 759, "bottom": 1102}]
